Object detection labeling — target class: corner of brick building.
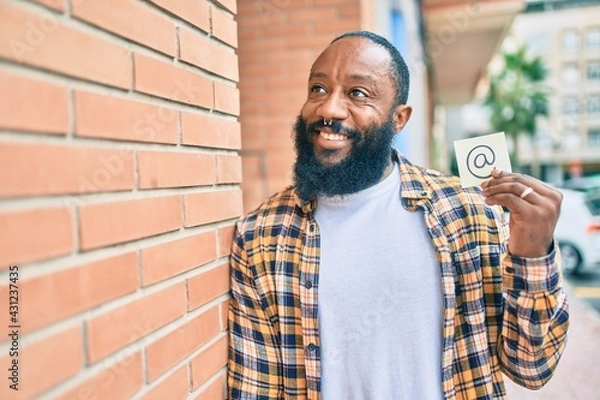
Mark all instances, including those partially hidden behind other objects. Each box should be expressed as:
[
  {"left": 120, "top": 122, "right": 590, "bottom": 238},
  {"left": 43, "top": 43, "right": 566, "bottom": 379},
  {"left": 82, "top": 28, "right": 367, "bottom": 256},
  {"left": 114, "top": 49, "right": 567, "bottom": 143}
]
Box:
[{"left": 237, "top": 0, "right": 376, "bottom": 213}]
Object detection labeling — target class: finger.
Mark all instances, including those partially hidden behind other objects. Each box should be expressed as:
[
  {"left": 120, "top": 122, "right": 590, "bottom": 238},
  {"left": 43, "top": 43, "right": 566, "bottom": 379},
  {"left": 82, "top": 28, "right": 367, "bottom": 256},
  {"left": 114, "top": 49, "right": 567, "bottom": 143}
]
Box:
[
  {"left": 483, "top": 192, "right": 541, "bottom": 210},
  {"left": 482, "top": 170, "right": 557, "bottom": 198},
  {"left": 482, "top": 182, "right": 543, "bottom": 206}
]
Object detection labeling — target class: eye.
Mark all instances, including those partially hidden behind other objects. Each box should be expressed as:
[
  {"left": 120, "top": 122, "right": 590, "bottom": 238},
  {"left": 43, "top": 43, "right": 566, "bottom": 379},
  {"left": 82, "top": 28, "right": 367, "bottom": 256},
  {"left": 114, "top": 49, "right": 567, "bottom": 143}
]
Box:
[
  {"left": 310, "top": 84, "right": 326, "bottom": 94},
  {"left": 349, "top": 88, "right": 368, "bottom": 98}
]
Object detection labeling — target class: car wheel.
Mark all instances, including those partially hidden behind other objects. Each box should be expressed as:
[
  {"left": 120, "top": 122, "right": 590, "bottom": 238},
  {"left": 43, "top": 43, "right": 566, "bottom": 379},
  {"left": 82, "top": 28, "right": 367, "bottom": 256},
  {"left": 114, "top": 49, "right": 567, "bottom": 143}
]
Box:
[{"left": 559, "top": 243, "right": 582, "bottom": 276}]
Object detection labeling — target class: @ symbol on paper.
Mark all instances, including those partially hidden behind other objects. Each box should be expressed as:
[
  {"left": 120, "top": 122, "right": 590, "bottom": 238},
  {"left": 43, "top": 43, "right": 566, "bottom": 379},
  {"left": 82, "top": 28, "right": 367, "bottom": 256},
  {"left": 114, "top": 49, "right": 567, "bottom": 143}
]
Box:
[{"left": 466, "top": 144, "right": 496, "bottom": 179}]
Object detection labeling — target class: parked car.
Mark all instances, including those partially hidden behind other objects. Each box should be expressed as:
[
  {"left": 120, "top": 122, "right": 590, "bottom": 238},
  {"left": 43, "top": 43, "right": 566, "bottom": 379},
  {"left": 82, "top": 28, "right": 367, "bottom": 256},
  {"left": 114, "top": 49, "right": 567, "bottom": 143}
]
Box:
[
  {"left": 554, "top": 189, "right": 600, "bottom": 275},
  {"left": 561, "top": 175, "right": 600, "bottom": 194}
]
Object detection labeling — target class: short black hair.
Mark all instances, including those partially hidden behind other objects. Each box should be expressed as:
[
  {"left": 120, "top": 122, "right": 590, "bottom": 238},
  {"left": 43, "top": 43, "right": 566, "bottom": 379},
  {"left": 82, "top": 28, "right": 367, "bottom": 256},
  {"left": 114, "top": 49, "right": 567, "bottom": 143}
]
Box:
[{"left": 331, "top": 31, "right": 410, "bottom": 105}]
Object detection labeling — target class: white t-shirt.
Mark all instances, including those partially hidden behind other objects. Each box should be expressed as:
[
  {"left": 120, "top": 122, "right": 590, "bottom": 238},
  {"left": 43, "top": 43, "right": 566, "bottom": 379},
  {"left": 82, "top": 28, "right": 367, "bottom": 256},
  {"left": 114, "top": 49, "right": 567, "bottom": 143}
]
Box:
[{"left": 315, "top": 162, "right": 444, "bottom": 400}]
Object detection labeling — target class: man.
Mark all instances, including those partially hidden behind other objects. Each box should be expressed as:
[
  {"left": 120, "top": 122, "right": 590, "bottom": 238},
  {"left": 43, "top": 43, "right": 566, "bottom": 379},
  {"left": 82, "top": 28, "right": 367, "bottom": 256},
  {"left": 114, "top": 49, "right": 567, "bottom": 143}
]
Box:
[{"left": 228, "top": 31, "right": 569, "bottom": 399}]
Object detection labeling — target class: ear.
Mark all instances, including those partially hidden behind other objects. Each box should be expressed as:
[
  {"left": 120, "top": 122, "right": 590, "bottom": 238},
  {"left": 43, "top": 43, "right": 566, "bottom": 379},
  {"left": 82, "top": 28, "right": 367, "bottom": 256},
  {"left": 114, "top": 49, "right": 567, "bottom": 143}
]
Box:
[{"left": 392, "top": 105, "right": 412, "bottom": 132}]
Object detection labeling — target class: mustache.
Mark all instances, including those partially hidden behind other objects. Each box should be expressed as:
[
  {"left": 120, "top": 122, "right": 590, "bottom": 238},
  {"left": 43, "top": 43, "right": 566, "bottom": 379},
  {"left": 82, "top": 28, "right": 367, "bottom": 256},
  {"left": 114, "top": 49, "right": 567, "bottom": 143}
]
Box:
[{"left": 306, "top": 120, "right": 361, "bottom": 140}]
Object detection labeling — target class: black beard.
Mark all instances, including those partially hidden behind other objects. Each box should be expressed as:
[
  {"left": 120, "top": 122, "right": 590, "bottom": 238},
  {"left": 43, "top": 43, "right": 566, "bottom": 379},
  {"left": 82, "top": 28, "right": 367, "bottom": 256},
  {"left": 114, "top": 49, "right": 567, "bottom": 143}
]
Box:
[{"left": 293, "top": 115, "right": 396, "bottom": 201}]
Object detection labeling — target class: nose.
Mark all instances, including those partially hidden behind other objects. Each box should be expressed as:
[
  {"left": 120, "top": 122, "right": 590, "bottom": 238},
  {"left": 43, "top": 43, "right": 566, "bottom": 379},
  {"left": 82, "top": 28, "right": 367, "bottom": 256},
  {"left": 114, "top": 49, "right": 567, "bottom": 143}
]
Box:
[{"left": 317, "top": 90, "right": 349, "bottom": 122}]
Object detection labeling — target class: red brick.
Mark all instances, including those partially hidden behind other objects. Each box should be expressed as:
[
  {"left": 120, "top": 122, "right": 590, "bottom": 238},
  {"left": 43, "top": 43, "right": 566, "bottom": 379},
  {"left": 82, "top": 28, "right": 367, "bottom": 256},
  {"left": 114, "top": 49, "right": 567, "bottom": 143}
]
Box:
[
  {"left": 214, "top": 82, "right": 240, "bottom": 116},
  {"left": 338, "top": 3, "right": 361, "bottom": 18},
  {"left": 34, "top": 0, "right": 65, "bottom": 11},
  {"left": 214, "top": 0, "right": 237, "bottom": 14},
  {"left": 72, "top": 0, "right": 176, "bottom": 56},
  {"left": 79, "top": 196, "right": 181, "bottom": 251},
  {"left": 138, "top": 151, "right": 215, "bottom": 189},
  {"left": 211, "top": 7, "right": 238, "bottom": 48},
  {"left": 14, "top": 252, "right": 138, "bottom": 333},
  {"left": 216, "top": 155, "right": 242, "bottom": 184},
  {"left": 149, "top": 0, "right": 210, "bottom": 32},
  {"left": 141, "top": 231, "right": 217, "bottom": 286},
  {"left": 193, "top": 372, "right": 226, "bottom": 400},
  {"left": 142, "top": 366, "right": 189, "bottom": 400},
  {"left": 288, "top": 33, "right": 332, "bottom": 49},
  {"left": 187, "top": 263, "right": 229, "bottom": 311},
  {"left": 86, "top": 283, "right": 186, "bottom": 363},
  {"left": 146, "top": 306, "right": 221, "bottom": 381},
  {"left": 181, "top": 113, "right": 241, "bottom": 150},
  {"left": 134, "top": 54, "right": 213, "bottom": 109},
  {"left": 218, "top": 224, "right": 235, "bottom": 257},
  {"left": 0, "top": 207, "right": 72, "bottom": 267},
  {"left": 60, "top": 352, "right": 143, "bottom": 400},
  {"left": 179, "top": 28, "right": 238, "bottom": 81},
  {"left": 0, "top": 142, "right": 134, "bottom": 198},
  {"left": 263, "top": 24, "right": 308, "bottom": 37},
  {"left": 287, "top": 7, "right": 337, "bottom": 24},
  {"left": 0, "top": 326, "right": 82, "bottom": 399},
  {"left": 219, "top": 299, "right": 230, "bottom": 331},
  {"left": 0, "top": 70, "right": 68, "bottom": 134},
  {"left": 0, "top": 3, "right": 131, "bottom": 88},
  {"left": 74, "top": 91, "right": 179, "bottom": 144},
  {"left": 184, "top": 190, "right": 243, "bottom": 227},
  {"left": 238, "top": 25, "right": 262, "bottom": 40},
  {"left": 237, "top": 8, "right": 287, "bottom": 28},
  {"left": 190, "top": 335, "right": 228, "bottom": 390},
  {"left": 315, "top": 19, "right": 359, "bottom": 34}
]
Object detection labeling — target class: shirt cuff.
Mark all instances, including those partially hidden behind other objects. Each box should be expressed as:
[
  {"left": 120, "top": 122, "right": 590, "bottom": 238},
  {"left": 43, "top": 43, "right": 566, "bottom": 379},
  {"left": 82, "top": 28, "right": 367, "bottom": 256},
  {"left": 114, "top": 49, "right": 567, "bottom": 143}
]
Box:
[{"left": 502, "top": 238, "right": 561, "bottom": 293}]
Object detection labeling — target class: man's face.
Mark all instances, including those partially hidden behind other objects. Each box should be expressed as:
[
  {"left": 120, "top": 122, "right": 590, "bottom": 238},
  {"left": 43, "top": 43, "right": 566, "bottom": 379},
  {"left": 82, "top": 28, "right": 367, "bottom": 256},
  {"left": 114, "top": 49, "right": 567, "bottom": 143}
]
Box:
[
  {"left": 293, "top": 37, "right": 411, "bottom": 200},
  {"left": 299, "top": 37, "right": 401, "bottom": 165}
]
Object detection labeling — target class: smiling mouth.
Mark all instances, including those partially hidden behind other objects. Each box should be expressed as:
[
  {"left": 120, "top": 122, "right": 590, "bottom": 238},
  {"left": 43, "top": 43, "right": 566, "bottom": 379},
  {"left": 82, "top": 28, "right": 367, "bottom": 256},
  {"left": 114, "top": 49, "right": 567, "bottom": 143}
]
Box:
[{"left": 317, "top": 130, "right": 350, "bottom": 141}]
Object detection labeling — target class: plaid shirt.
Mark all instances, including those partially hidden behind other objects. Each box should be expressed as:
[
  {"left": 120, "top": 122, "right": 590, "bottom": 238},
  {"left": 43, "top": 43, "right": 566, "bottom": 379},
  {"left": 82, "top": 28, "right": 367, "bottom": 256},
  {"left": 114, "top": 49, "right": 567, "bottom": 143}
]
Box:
[{"left": 228, "top": 152, "right": 569, "bottom": 400}]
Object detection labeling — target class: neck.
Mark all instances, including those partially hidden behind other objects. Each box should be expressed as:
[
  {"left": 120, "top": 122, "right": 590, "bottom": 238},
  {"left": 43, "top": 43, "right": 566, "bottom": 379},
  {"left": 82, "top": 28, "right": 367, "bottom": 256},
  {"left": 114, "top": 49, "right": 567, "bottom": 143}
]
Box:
[{"left": 378, "top": 160, "right": 395, "bottom": 183}]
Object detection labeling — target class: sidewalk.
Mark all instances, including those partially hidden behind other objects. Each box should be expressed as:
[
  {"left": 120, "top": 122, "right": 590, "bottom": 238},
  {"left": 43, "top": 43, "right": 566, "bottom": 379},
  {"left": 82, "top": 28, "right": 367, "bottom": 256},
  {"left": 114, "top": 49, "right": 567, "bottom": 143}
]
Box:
[{"left": 504, "top": 283, "right": 600, "bottom": 400}]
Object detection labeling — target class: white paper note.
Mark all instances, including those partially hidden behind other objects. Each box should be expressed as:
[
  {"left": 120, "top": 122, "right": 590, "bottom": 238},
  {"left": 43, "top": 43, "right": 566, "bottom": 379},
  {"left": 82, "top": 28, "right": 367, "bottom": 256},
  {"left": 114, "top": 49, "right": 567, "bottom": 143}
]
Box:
[{"left": 453, "top": 132, "right": 512, "bottom": 187}]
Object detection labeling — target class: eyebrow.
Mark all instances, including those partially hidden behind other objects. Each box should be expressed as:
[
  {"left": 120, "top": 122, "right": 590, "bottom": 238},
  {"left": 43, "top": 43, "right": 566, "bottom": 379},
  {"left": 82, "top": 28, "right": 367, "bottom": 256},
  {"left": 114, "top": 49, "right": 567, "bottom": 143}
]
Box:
[{"left": 309, "top": 71, "right": 378, "bottom": 86}]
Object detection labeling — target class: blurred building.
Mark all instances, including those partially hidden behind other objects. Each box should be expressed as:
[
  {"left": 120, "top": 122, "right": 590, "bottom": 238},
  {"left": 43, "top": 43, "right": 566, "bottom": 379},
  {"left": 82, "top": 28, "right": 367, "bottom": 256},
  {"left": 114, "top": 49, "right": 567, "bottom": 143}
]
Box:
[
  {"left": 448, "top": 0, "right": 600, "bottom": 182},
  {"left": 238, "top": 0, "right": 524, "bottom": 211},
  {"left": 510, "top": 0, "right": 600, "bottom": 182}
]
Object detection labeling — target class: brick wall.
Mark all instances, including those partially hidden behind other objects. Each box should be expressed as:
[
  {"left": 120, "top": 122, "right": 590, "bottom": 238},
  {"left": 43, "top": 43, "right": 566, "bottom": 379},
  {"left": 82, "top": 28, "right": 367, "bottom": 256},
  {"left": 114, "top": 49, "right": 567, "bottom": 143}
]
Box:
[
  {"left": 0, "top": 0, "right": 240, "bottom": 398},
  {"left": 238, "top": 0, "right": 375, "bottom": 212}
]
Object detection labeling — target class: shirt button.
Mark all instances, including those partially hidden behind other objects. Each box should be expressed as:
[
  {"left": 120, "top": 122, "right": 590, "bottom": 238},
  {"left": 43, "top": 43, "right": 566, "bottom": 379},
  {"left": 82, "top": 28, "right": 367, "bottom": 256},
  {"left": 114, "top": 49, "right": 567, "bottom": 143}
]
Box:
[
  {"left": 420, "top": 190, "right": 428, "bottom": 197},
  {"left": 309, "top": 223, "right": 315, "bottom": 232},
  {"left": 506, "top": 266, "right": 515, "bottom": 274},
  {"left": 305, "top": 280, "right": 313, "bottom": 289},
  {"left": 307, "top": 343, "right": 317, "bottom": 352}
]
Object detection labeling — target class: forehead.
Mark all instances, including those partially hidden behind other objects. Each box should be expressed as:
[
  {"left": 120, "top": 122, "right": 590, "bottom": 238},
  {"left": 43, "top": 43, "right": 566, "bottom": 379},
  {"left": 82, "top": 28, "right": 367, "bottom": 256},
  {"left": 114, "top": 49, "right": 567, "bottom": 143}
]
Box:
[{"left": 310, "top": 37, "right": 393, "bottom": 82}]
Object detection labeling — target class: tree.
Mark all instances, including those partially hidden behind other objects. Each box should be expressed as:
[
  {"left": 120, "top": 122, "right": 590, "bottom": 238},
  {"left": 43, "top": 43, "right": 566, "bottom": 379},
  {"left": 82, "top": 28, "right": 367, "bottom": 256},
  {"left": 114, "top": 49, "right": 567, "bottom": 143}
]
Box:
[{"left": 484, "top": 45, "right": 549, "bottom": 175}]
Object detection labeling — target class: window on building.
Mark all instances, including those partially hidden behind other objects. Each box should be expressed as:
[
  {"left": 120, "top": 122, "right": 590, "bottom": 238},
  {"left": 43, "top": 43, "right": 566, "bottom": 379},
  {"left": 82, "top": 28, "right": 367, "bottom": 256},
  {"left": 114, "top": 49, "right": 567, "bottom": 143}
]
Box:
[
  {"left": 562, "top": 29, "right": 580, "bottom": 53},
  {"left": 587, "top": 27, "right": 600, "bottom": 50},
  {"left": 562, "top": 63, "right": 580, "bottom": 84},
  {"left": 526, "top": 33, "right": 549, "bottom": 55},
  {"left": 589, "top": 129, "right": 600, "bottom": 147},
  {"left": 563, "top": 97, "right": 581, "bottom": 115},
  {"left": 588, "top": 61, "right": 600, "bottom": 81},
  {"left": 589, "top": 95, "right": 600, "bottom": 114}
]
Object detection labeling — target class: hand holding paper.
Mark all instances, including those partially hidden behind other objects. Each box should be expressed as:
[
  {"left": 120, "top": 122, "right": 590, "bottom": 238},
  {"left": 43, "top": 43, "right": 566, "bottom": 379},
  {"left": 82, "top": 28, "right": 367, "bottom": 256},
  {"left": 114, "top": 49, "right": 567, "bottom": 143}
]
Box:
[{"left": 454, "top": 132, "right": 563, "bottom": 258}]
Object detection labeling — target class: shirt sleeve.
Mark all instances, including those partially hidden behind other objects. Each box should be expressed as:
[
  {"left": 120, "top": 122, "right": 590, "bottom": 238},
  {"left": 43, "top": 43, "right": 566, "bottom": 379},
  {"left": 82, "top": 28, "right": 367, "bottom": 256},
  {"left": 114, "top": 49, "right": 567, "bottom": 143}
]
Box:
[
  {"left": 228, "top": 221, "right": 283, "bottom": 400},
  {"left": 498, "top": 234, "right": 570, "bottom": 389}
]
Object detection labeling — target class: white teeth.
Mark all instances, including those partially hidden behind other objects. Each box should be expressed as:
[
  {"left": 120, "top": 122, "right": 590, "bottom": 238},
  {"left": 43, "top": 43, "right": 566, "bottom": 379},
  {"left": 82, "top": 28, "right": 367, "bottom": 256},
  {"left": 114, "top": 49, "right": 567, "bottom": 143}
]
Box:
[{"left": 320, "top": 131, "right": 348, "bottom": 141}]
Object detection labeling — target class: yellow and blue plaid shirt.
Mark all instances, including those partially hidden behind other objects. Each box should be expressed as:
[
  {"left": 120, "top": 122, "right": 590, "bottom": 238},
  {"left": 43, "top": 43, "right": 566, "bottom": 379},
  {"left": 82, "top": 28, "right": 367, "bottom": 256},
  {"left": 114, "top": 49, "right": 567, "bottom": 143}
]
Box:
[{"left": 228, "top": 152, "right": 569, "bottom": 399}]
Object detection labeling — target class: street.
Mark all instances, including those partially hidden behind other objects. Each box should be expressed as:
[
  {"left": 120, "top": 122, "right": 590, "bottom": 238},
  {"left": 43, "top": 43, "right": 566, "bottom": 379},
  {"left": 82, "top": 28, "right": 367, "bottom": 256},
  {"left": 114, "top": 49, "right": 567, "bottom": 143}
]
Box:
[{"left": 567, "top": 270, "right": 600, "bottom": 315}]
